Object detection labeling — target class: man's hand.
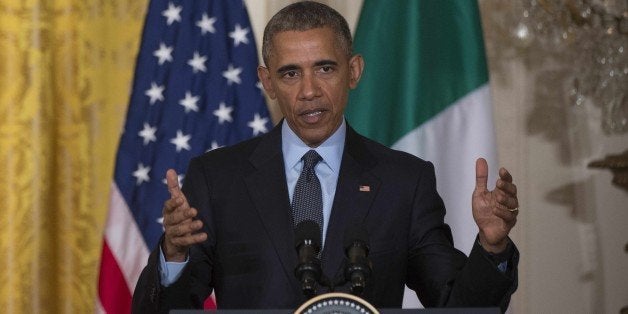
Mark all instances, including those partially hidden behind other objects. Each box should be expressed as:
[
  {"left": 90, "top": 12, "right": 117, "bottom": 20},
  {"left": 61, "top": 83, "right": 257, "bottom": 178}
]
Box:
[
  {"left": 472, "top": 158, "right": 519, "bottom": 254},
  {"left": 162, "top": 169, "right": 208, "bottom": 262}
]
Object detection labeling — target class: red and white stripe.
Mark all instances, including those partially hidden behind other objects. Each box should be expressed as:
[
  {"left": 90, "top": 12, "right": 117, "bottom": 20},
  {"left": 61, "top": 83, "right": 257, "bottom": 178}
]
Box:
[{"left": 97, "top": 183, "right": 150, "bottom": 314}]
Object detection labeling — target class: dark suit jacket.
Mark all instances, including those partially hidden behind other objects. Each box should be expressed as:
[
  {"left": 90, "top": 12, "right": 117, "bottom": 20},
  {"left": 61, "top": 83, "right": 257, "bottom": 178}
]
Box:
[{"left": 132, "top": 122, "right": 518, "bottom": 313}]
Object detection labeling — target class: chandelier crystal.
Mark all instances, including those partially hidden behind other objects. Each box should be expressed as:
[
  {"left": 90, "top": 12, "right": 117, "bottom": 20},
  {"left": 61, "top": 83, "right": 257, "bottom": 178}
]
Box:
[{"left": 482, "top": 0, "right": 628, "bottom": 134}]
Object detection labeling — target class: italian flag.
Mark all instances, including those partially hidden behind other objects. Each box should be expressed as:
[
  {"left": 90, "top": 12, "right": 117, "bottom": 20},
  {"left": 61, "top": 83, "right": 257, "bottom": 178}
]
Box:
[{"left": 346, "top": 1, "right": 497, "bottom": 307}]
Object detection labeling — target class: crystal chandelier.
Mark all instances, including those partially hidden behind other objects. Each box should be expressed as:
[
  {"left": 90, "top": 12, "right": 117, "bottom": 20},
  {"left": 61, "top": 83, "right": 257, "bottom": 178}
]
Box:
[{"left": 482, "top": 0, "right": 628, "bottom": 134}]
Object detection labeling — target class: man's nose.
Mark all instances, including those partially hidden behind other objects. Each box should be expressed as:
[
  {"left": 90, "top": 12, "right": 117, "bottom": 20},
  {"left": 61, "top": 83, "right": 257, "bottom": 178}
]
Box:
[{"left": 298, "top": 73, "right": 321, "bottom": 100}]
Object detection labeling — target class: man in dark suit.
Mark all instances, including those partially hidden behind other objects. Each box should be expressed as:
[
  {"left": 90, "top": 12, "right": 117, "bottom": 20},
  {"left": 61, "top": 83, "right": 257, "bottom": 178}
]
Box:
[{"left": 132, "top": 1, "right": 520, "bottom": 313}]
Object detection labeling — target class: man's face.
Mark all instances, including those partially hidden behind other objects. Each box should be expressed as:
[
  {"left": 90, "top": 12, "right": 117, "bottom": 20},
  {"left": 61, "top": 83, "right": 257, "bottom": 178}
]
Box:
[{"left": 258, "top": 27, "right": 363, "bottom": 147}]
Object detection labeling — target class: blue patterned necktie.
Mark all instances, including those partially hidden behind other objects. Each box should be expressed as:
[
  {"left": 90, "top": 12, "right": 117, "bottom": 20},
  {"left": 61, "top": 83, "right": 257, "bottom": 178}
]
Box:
[{"left": 292, "top": 150, "right": 324, "bottom": 244}]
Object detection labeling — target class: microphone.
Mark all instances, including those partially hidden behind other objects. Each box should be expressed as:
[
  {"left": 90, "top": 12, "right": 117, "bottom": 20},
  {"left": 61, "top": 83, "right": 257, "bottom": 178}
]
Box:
[
  {"left": 344, "top": 225, "right": 372, "bottom": 295},
  {"left": 294, "top": 220, "right": 323, "bottom": 298}
]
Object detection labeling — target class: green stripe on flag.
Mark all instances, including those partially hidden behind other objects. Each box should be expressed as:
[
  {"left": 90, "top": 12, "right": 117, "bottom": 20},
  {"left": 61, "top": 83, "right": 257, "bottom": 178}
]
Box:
[{"left": 346, "top": 0, "right": 489, "bottom": 146}]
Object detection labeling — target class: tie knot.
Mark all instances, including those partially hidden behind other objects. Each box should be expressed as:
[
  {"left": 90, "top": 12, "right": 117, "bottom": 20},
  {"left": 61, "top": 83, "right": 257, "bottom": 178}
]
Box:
[{"left": 302, "top": 150, "right": 322, "bottom": 171}]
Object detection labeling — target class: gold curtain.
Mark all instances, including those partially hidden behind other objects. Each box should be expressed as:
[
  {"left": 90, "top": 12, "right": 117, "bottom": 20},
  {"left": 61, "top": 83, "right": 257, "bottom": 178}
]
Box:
[{"left": 0, "top": 1, "right": 147, "bottom": 312}]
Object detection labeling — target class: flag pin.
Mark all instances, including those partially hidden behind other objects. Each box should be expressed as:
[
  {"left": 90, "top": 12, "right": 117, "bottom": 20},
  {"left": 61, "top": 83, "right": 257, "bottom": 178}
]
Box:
[{"left": 359, "top": 185, "right": 370, "bottom": 192}]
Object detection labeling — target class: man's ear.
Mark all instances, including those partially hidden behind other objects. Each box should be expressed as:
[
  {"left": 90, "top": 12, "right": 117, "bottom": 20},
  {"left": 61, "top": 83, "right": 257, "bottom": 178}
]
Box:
[
  {"left": 348, "top": 54, "right": 364, "bottom": 89},
  {"left": 257, "top": 66, "right": 276, "bottom": 99}
]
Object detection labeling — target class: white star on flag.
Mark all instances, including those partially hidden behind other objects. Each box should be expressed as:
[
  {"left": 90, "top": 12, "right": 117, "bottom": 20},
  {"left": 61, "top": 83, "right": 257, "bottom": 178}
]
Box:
[
  {"left": 248, "top": 113, "right": 269, "bottom": 136},
  {"left": 161, "top": 173, "right": 184, "bottom": 187},
  {"left": 188, "top": 52, "right": 207, "bottom": 73},
  {"left": 138, "top": 123, "right": 157, "bottom": 145},
  {"left": 222, "top": 64, "right": 242, "bottom": 85},
  {"left": 132, "top": 163, "right": 151, "bottom": 185},
  {"left": 145, "top": 82, "right": 165, "bottom": 104},
  {"left": 213, "top": 102, "right": 233, "bottom": 124},
  {"left": 179, "top": 91, "right": 200, "bottom": 113},
  {"left": 153, "top": 42, "right": 173, "bottom": 65},
  {"left": 170, "top": 130, "right": 191, "bottom": 152},
  {"left": 162, "top": 2, "right": 182, "bottom": 25},
  {"left": 208, "top": 141, "right": 222, "bottom": 151},
  {"left": 228, "top": 24, "right": 250, "bottom": 47},
  {"left": 196, "top": 14, "right": 217, "bottom": 35}
]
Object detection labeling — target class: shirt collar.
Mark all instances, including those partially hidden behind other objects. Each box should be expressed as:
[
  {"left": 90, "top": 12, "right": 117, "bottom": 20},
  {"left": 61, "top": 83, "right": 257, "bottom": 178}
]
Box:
[{"left": 282, "top": 119, "right": 346, "bottom": 173}]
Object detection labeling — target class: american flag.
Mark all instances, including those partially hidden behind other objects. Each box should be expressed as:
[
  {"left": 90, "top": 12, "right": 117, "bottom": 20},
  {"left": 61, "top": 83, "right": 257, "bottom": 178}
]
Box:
[{"left": 97, "top": 0, "right": 269, "bottom": 312}]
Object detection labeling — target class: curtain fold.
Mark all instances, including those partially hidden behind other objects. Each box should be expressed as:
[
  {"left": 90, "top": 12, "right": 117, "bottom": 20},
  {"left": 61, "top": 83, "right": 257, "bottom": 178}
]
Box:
[{"left": 0, "top": 1, "right": 147, "bottom": 312}]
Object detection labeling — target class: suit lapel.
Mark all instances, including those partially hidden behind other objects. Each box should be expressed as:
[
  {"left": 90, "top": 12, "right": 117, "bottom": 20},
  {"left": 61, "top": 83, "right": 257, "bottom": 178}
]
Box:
[
  {"left": 242, "top": 124, "right": 300, "bottom": 293},
  {"left": 321, "top": 126, "right": 381, "bottom": 281},
  {"left": 242, "top": 123, "right": 381, "bottom": 292}
]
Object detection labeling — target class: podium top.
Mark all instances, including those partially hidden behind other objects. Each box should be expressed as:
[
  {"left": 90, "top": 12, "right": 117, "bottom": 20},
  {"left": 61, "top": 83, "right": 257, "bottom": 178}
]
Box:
[{"left": 171, "top": 308, "right": 500, "bottom": 314}]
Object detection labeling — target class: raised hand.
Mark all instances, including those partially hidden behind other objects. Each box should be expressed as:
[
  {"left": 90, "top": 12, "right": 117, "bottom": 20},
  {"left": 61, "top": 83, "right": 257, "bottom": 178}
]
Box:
[
  {"left": 472, "top": 158, "right": 519, "bottom": 253},
  {"left": 161, "top": 169, "right": 207, "bottom": 262}
]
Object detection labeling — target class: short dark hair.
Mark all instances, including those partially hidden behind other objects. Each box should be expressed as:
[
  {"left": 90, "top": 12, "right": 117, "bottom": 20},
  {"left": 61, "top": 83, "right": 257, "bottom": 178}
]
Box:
[{"left": 261, "top": 1, "right": 353, "bottom": 66}]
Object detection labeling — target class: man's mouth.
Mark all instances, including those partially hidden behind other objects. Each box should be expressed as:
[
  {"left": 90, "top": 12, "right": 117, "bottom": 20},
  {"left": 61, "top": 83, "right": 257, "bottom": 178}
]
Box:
[
  {"left": 300, "top": 109, "right": 326, "bottom": 123},
  {"left": 302, "top": 110, "right": 323, "bottom": 117}
]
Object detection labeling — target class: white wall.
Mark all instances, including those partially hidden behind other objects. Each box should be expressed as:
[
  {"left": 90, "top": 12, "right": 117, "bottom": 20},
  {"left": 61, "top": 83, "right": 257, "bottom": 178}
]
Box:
[{"left": 491, "top": 58, "right": 628, "bottom": 313}]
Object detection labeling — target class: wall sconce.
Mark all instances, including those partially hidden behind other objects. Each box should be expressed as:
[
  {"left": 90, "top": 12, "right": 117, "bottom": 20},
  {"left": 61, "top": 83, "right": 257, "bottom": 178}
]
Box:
[{"left": 588, "top": 150, "right": 628, "bottom": 191}]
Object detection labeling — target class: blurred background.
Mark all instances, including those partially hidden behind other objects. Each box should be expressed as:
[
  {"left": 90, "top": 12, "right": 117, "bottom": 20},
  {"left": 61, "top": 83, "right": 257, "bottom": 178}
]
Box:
[{"left": 0, "top": 0, "right": 626, "bottom": 313}]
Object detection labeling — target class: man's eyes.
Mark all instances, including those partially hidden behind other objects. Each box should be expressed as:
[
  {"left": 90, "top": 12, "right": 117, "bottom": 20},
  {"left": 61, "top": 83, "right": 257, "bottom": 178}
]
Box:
[
  {"left": 280, "top": 66, "right": 335, "bottom": 79},
  {"left": 319, "top": 66, "right": 334, "bottom": 73},
  {"left": 282, "top": 70, "right": 298, "bottom": 78}
]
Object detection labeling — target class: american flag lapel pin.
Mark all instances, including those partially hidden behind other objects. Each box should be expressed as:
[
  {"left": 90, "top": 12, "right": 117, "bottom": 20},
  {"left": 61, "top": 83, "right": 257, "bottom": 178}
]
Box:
[{"left": 359, "top": 185, "right": 370, "bottom": 192}]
